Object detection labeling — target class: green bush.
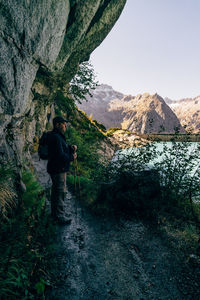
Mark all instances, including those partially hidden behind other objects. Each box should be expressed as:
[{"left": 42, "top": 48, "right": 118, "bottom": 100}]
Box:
[
  {"left": 153, "top": 142, "right": 200, "bottom": 218},
  {"left": 65, "top": 123, "right": 103, "bottom": 179},
  {"left": 96, "top": 169, "right": 160, "bottom": 217},
  {"left": 69, "top": 61, "right": 99, "bottom": 104},
  {"left": 92, "top": 141, "right": 200, "bottom": 221},
  {"left": 106, "top": 127, "right": 121, "bottom": 136},
  {"left": 0, "top": 170, "right": 56, "bottom": 299},
  {"left": 22, "top": 171, "right": 45, "bottom": 218},
  {"left": 0, "top": 164, "right": 16, "bottom": 220},
  {"left": 54, "top": 90, "right": 76, "bottom": 117},
  {"left": 92, "top": 119, "right": 107, "bottom": 132},
  {"left": 67, "top": 175, "right": 99, "bottom": 206}
]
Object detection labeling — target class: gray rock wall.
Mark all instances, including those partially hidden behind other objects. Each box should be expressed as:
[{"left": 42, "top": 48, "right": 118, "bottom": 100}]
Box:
[{"left": 0, "top": 0, "right": 126, "bottom": 165}]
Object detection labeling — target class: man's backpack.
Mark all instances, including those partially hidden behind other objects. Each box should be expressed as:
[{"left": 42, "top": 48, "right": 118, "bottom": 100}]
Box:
[{"left": 38, "top": 132, "right": 51, "bottom": 160}]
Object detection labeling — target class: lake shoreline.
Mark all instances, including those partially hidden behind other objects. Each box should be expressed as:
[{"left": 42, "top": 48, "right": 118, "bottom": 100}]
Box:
[{"left": 136, "top": 133, "right": 200, "bottom": 142}]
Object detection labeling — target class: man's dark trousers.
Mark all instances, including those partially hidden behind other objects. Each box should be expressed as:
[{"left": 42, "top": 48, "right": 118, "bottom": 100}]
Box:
[{"left": 50, "top": 172, "right": 66, "bottom": 219}]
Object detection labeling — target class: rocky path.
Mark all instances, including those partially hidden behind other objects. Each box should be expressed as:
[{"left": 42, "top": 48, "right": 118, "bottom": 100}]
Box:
[
  {"left": 32, "top": 154, "right": 197, "bottom": 300},
  {"left": 46, "top": 209, "right": 185, "bottom": 300}
]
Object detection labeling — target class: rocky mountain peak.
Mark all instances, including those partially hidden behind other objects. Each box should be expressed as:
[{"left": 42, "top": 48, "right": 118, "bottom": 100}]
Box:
[
  {"left": 165, "top": 96, "right": 200, "bottom": 133},
  {"left": 92, "top": 84, "right": 124, "bottom": 102},
  {"left": 78, "top": 84, "right": 184, "bottom": 133},
  {"left": 123, "top": 95, "right": 133, "bottom": 102}
]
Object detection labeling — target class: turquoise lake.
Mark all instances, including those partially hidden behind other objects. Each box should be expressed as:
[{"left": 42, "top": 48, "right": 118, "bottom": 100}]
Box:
[
  {"left": 120, "top": 141, "right": 200, "bottom": 166},
  {"left": 115, "top": 142, "right": 200, "bottom": 202}
]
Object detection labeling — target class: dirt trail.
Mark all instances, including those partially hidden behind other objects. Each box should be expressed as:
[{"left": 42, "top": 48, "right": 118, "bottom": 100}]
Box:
[{"left": 32, "top": 154, "right": 197, "bottom": 300}]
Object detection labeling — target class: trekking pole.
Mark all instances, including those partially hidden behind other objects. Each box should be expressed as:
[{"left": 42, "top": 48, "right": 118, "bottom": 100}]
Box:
[
  {"left": 74, "top": 166, "right": 76, "bottom": 190},
  {"left": 74, "top": 158, "right": 82, "bottom": 224},
  {"left": 74, "top": 159, "right": 81, "bottom": 199},
  {"left": 73, "top": 160, "right": 78, "bottom": 223}
]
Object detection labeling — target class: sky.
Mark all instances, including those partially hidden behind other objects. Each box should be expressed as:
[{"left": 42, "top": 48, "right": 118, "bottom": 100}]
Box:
[{"left": 90, "top": 0, "right": 200, "bottom": 100}]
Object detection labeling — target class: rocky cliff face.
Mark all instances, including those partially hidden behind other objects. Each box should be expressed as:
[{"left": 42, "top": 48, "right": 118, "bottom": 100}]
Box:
[
  {"left": 78, "top": 85, "right": 184, "bottom": 134},
  {"left": 165, "top": 96, "right": 200, "bottom": 133},
  {"left": 0, "top": 0, "right": 126, "bottom": 165}
]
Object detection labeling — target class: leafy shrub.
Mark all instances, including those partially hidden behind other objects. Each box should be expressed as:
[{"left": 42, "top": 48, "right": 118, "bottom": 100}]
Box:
[
  {"left": 67, "top": 175, "right": 99, "bottom": 206},
  {"left": 92, "top": 119, "right": 107, "bottom": 132},
  {"left": 69, "top": 61, "right": 99, "bottom": 104},
  {"left": 21, "top": 170, "right": 45, "bottom": 218},
  {"left": 65, "top": 118, "right": 104, "bottom": 179},
  {"left": 153, "top": 142, "right": 200, "bottom": 218},
  {"left": 0, "top": 170, "right": 56, "bottom": 299},
  {"left": 106, "top": 127, "right": 121, "bottom": 136},
  {"left": 92, "top": 141, "right": 200, "bottom": 221},
  {"left": 0, "top": 164, "right": 16, "bottom": 220},
  {"left": 96, "top": 169, "right": 160, "bottom": 217},
  {"left": 54, "top": 90, "right": 76, "bottom": 117}
]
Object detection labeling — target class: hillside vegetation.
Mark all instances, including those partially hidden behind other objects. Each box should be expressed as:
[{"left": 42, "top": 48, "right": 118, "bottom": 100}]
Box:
[{"left": 1, "top": 63, "right": 200, "bottom": 298}]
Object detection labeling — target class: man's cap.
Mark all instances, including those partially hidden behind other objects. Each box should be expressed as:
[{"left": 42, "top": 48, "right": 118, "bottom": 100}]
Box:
[{"left": 53, "top": 116, "right": 68, "bottom": 126}]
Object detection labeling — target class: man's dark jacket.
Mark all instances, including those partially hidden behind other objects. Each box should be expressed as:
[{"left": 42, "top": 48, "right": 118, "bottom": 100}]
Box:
[{"left": 47, "top": 128, "right": 74, "bottom": 174}]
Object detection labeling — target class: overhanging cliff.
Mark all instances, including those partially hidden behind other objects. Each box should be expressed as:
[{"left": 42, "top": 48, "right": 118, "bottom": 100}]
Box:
[{"left": 0, "top": 0, "right": 126, "bottom": 164}]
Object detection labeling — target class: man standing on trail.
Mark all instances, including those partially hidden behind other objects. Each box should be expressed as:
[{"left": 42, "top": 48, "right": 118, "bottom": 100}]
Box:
[{"left": 47, "top": 116, "right": 77, "bottom": 224}]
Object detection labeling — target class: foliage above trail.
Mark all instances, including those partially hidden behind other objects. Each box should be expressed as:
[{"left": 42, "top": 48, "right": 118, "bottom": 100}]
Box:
[{"left": 69, "top": 61, "right": 99, "bottom": 104}]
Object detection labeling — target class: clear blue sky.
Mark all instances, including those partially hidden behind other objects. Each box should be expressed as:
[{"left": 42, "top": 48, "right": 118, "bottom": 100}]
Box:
[{"left": 90, "top": 0, "right": 200, "bottom": 100}]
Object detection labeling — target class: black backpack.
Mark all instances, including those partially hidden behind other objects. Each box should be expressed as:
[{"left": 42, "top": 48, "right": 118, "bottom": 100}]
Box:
[{"left": 38, "top": 132, "right": 51, "bottom": 160}]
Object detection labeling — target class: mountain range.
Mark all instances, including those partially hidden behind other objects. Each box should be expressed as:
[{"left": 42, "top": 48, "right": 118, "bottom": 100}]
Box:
[
  {"left": 165, "top": 96, "right": 200, "bottom": 133},
  {"left": 78, "top": 84, "right": 199, "bottom": 134}
]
